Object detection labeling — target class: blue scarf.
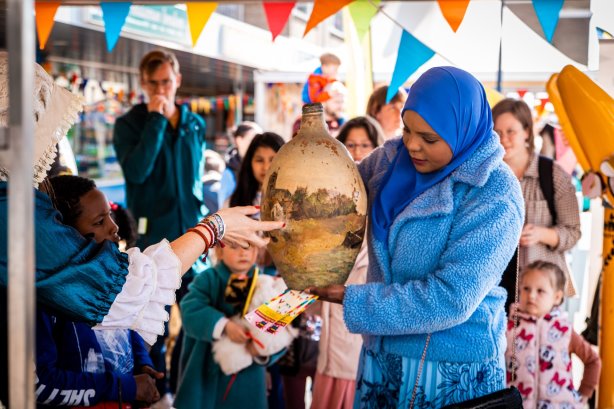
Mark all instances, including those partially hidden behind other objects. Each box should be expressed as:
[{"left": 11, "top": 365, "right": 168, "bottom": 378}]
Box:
[{"left": 371, "top": 67, "right": 494, "bottom": 242}]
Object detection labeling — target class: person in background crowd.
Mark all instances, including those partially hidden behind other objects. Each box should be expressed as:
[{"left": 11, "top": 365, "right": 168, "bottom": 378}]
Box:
[
  {"left": 111, "top": 49, "right": 205, "bottom": 408},
  {"left": 35, "top": 175, "right": 161, "bottom": 407},
  {"left": 220, "top": 121, "right": 263, "bottom": 207},
  {"left": 0, "top": 51, "right": 283, "bottom": 408},
  {"left": 293, "top": 81, "right": 347, "bottom": 139},
  {"left": 229, "top": 132, "right": 285, "bottom": 209},
  {"left": 309, "top": 117, "right": 381, "bottom": 409},
  {"left": 506, "top": 261, "right": 601, "bottom": 408},
  {"left": 307, "top": 67, "right": 524, "bottom": 407},
  {"left": 366, "top": 85, "right": 408, "bottom": 142},
  {"left": 336, "top": 116, "right": 382, "bottom": 163},
  {"left": 301, "top": 53, "right": 341, "bottom": 105},
  {"left": 493, "top": 98, "right": 581, "bottom": 310},
  {"left": 202, "top": 149, "right": 228, "bottom": 215}
]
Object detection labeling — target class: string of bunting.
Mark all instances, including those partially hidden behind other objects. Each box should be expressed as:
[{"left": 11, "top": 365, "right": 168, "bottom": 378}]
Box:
[
  {"left": 34, "top": 1, "right": 565, "bottom": 103},
  {"left": 35, "top": 1, "right": 565, "bottom": 51}
]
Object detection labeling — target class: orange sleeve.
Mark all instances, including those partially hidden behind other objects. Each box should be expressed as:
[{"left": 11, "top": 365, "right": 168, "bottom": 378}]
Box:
[
  {"left": 308, "top": 74, "right": 332, "bottom": 103},
  {"left": 569, "top": 330, "right": 602, "bottom": 397}
]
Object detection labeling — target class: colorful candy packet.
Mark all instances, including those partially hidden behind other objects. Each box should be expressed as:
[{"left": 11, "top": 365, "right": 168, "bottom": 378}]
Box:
[{"left": 244, "top": 289, "right": 318, "bottom": 335}]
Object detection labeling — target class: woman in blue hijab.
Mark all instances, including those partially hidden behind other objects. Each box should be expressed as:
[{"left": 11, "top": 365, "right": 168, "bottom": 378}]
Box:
[{"left": 308, "top": 67, "right": 524, "bottom": 407}]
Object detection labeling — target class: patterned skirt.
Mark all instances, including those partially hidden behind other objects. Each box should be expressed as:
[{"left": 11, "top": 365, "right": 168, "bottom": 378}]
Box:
[{"left": 353, "top": 348, "right": 505, "bottom": 409}]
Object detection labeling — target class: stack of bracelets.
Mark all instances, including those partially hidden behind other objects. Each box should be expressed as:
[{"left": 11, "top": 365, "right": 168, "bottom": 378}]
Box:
[{"left": 186, "top": 213, "right": 226, "bottom": 258}]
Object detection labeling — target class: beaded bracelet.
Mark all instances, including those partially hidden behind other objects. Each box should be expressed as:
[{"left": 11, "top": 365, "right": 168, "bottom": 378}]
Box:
[
  {"left": 211, "top": 213, "right": 225, "bottom": 239},
  {"left": 200, "top": 213, "right": 225, "bottom": 242}
]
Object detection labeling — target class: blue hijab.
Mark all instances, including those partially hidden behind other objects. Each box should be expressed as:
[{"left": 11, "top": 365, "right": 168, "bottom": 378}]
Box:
[{"left": 371, "top": 66, "right": 494, "bottom": 242}]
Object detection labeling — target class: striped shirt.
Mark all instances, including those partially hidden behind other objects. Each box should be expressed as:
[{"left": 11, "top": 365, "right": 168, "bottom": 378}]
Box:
[{"left": 519, "top": 154, "right": 581, "bottom": 296}]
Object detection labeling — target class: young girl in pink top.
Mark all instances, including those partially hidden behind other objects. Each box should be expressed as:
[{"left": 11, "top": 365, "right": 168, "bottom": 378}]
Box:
[{"left": 506, "top": 260, "right": 601, "bottom": 408}]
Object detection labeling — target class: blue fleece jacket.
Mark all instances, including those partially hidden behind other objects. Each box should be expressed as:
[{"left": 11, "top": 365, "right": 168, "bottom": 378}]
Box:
[
  {"left": 35, "top": 309, "right": 153, "bottom": 407},
  {"left": 343, "top": 132, "right": 524, "bottom": 363}
]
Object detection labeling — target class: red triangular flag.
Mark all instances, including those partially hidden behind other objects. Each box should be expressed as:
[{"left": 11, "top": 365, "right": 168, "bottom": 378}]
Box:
[
  {"left": 35, "top": 2, "right": 61, "bottom": 49},
  {"left": 263, "top": 2, "right": 296, "bottom": 41},
  {"left": 437, "top": 0, "right": 470, "bottom": 32},
  {"left": 304, "top": 0, "right": 354, "bottom": 37}
]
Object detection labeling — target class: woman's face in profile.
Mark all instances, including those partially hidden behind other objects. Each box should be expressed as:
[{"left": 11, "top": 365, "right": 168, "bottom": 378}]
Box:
[{"left": 402, "top": 111, "right": 452, "bottom": 173}]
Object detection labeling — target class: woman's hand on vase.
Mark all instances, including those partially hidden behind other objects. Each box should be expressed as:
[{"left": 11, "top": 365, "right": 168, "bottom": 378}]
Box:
[
  {"left": 216, "top": 206, "right": 284, "bottom": 248},
  {"left": 305, "top": 284, "right": 346, "bottom": 304}
]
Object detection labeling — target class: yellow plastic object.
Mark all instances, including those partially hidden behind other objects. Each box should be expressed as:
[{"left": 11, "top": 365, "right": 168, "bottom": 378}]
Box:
[
  {"left": 557, "top": 64, "right": 614, "bottom": 408},
  {"left": 557, "top": 65, "right": 614, "bottom": 171},
  {"left": 483, "top": 85, "right": 505, "bottom": 108},
  {"left": 546, "top": 74, "right": 591, "bottom": 172}
]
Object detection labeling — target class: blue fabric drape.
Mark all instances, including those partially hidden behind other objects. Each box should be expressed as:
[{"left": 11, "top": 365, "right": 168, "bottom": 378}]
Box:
[{"left": 0, "top": 182, "right": 129, "bottom": 325}]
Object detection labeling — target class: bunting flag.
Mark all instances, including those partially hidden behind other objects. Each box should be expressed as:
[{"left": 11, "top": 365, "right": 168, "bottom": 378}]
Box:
[
  {"left": 348, "top": 0, "right": 380, "bottom": 41},
  {"left": 35, "top": 2, "right": 61, "bottom": 49},
  {"left": 437, "top": 0, "right": 470, "bottom": 32},
  {"left": 100, "top": 2, "right": 132, "bottom": 52},
  {"left": 387, "top": 30, "right": 435, "bottom": 102},
  {"left": 186, "top": 2, "right": 218, "bottom": 47},
  {"left": 483, "top": 86, "right": 504, "bottom": 108},
  {"left": 263, "top": 2, "right": 296, "bottom": 41},
  {"left": 532, "top": 0, "right": 564, "bottom": 43},
  {"left": 304, "top": 0, "right": 354, "bottom": 37}
]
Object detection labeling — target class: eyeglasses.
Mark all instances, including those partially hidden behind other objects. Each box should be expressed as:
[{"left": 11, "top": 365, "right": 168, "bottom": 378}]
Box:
[
  {"left": 144, "top": 78, "right": 174, "bottom": 89},
  {"left": 345, "top": 142, "right": 373, "bottom": 150}
]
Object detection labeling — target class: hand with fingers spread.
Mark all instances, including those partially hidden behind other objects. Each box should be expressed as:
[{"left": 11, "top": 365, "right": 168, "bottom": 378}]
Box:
[{"left": 216, "top": 206, "right": 285, "bottom": 249}]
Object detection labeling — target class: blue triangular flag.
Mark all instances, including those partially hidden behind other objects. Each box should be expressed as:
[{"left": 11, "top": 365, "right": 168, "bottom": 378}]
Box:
[
  {"left": 387, "top": 30, "right": 435, "bottom": 102},
  {"left": 532, "top": 0, "right": 564, "bottom": 43},
  {"left": 100, "top": 2, "right": 132, "bottom": 52}
]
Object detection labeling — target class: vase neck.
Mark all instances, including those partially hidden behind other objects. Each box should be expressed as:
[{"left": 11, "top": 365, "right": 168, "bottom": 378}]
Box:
[{"left": 299, "top": 112, "right": 329, "bottom": 135}]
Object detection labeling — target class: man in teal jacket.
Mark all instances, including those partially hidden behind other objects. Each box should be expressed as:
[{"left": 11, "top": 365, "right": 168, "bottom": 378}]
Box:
[{"left": 113, "top": 49, "right": 207, "bottom": 404}]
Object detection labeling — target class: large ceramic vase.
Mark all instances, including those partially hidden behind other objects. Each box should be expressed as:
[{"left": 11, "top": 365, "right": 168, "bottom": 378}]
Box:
[{"left": 261, "top": 103, "right": 367, "bottom": 290}]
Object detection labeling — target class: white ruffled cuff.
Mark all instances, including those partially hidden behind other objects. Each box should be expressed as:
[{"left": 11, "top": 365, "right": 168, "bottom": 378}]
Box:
[{"left": 94, "top": 239, "right": 182, "bottom": 345}]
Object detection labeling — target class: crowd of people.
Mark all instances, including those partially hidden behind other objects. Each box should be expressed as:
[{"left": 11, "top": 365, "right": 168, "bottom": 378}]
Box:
[{"left": 0, "top": 48, "right": 602, "bottom": 409}]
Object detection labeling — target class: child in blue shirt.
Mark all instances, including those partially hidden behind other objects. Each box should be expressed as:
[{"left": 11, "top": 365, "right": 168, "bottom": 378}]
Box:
[{"left": 35, "top": 175, "right": 161, "bottom": 407}]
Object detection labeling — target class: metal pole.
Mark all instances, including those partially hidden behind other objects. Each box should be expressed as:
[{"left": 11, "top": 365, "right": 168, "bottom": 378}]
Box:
[
  {"left": 7, "top": 0, "right": 36, "bottom": 407},
  {"left": 254, "top": 71, "right": 266, "bottom": 128},
  {"left": 496, "top": 0, "right": 505, "bottom": 92}
]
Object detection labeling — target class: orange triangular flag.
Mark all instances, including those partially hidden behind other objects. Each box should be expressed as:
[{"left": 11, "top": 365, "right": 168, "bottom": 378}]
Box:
[
  {"left": 304, "top": 0, "right": 354, "bottom": 37},
  {"left": 186, "top": 2, "right": 218, "bottom": 47},
  {"left": 437, "top": 0, "right": 470, "bottom": 32},
  {"left": 35, "top": 2, "right": 61, "bottom": 49}
]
